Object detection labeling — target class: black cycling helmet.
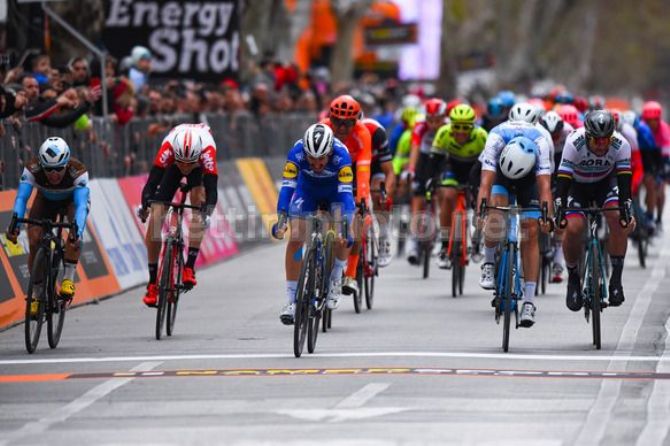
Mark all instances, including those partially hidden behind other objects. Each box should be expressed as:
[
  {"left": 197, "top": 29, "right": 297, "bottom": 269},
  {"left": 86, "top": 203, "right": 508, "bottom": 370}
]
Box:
[{"left": 584, "top": 110, "right": 615, "bottom": 138}]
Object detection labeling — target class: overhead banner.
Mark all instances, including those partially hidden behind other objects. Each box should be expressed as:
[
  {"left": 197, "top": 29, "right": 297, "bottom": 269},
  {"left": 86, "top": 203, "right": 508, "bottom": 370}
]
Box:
[{"left": 103, "top": 0, "right": 240, "bottom": 81}]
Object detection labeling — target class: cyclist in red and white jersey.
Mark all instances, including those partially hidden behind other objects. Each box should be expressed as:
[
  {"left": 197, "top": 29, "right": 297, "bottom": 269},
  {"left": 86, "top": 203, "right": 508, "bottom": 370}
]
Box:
[{"left": 138, "top": 123, "right": 219, "bottom": 307}]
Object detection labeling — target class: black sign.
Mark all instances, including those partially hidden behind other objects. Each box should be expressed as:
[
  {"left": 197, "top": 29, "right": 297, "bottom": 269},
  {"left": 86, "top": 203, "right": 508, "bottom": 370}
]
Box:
[
  {"left": 103, "top": 0, "right": 240, "bottom": 81},
  {"left": 364, "top": 23, "right": 417, "bottom": 46}
]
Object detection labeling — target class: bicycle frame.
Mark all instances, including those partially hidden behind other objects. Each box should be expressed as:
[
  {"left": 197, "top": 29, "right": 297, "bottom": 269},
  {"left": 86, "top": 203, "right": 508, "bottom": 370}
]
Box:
[
  {"left": 583, "top": 215, "right": 608, "bottom": 321},
  {"left": 494, "top": 205, "right": 523, "bottom": 319},
  {"left": 447, "top": 188, "right": 470, "bottom": 266}
]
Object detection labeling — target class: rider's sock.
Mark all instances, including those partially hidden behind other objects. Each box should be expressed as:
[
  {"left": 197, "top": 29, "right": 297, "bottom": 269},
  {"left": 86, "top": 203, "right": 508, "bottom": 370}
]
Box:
[
  {"left": 553, "top": 246, "right": 564, "bottom": 265},
  {"left": 484, "top": 246, "right": 496, "bottom": 264},
  {"left": 345, "top": 253, "right": 359, "bottom": 277},
  {"left": 148, "top": 262, "right": 158, "bottom": 284},
  {"left": 186, "top": 247, "right": 199, "bottom": 269},
  {"left": 440, "top": 228, "right": 450, "bottom": 246},
  {"left": 63, "top": 262, "right": 76, "bottom": 281},
  {"left": 524, "top": 282, "right": 536, "bottom": 303},
  {"left": 330, "top": 258, "right": 347, "bottom": 284},
  {"left": 286, "top": 280, "right": 297, "bottom": 304},
  {"left": 610, "top": 256, "right": 625, "bottom": 285}
]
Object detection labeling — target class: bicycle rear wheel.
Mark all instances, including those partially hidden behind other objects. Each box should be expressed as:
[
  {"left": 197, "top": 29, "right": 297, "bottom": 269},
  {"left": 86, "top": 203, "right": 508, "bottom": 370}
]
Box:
[
  {"left": 637, "top": 236, "right": 647, "bottom": 269},
  {"left": 502, "top": 245, "right": 515, "bottom": 353},
  {"left": 294, "top": 245, "right": 315, "bottom": 357},
  {"left": 364, "top": 225, "right": 376, "bottom": 310},
  {"left": 309, "top": 233, "right": 334, "bottom": 353},
  {"left": 155, "top": 243, "right": 173, "bottom": 340},
  {"left": 422, "top": 243, "right": 431, "bottom": 279},
  {"left": 25, "top": 247, "right": 47, "bottom": 354},
  {"left": 353, "top": 244, "right": 363, "bottom": 314},
  {"left": 166, "top": 246, "right": 183, "bottom": 337},
  {"left": 47, "top": 248, "right": 66, "bottom": 349},
  {"left": 451, "top": 217, "right": 463, "bottom": 298},
  {"left": 591, "top": 244, "right": 602, "bottom": 350}
]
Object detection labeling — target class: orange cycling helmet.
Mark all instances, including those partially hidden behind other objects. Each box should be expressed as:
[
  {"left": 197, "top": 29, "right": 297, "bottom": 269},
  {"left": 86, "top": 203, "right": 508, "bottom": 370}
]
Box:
[
  {"left": 330, "top": 95, "right": 361, "bottom": 120},
  {"left": 642, "top": 101, "right": 663, "bottom": 120}
]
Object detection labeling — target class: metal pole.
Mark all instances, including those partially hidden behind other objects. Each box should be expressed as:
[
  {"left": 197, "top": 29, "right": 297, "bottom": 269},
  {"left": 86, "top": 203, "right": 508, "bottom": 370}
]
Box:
[{"left": 41, "top": 2, "right": 108, "bottom": 117}]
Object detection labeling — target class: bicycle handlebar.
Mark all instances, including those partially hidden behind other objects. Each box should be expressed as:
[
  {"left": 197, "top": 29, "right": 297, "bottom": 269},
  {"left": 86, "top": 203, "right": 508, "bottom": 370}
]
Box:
[
  {"left": 13, "top": 216, "right": 76, "bottom": 230},
  {"left": 147, "top": 199, "right": 202, "bottom": 211}
]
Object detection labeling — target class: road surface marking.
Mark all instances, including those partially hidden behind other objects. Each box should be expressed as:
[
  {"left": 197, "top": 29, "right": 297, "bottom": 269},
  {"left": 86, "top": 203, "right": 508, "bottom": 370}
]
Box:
[
  {"left": 0, "top": 361, "right": 161, "bottom": 446},
  {"left": 334, "top": 383, "right": 390, "bottom": 409},
  {"left": 2, "top": 351, "right": 670, "bottom": 366},
  {"left": 636, "top": 317, "right": 670, "bottom": 445},
  {"left": 574, "top": 225, "right": 670, "bottom": 446}
]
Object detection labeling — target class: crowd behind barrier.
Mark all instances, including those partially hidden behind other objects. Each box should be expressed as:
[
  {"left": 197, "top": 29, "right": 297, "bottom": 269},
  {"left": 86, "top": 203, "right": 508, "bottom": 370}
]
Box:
[{"left": 0, "top": 112, "right": 315, "bottom": 188}]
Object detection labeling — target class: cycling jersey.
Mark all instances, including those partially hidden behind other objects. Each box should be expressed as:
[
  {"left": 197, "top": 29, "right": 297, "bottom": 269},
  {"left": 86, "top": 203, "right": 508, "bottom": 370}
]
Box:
[
  {"left": 412, "top": 120, "right": 443, "bottom": 155},
  {"left": 321, "top": 118, "right": 372, "bottom": 202},
  {"left": 479, "top": 121, "right": 553, "bottom": 176},
  {"left": 647, "top": 119, "right": 670, "bottom": 158},
  {"left": 142, "top": 123, "right": 218, "bottom": 211},
  {"left": 277, "top": 138, "right": 355, "bottom": 218},
  {"left": 636, "top": 120, "right": 657, "bottom": 151},
  {"left": 13, "top": 157, "right": 90, "bottom": 237},
  {"left": 392, "top": 128, "right": 412, "bottom": 175},
  {"left": 552, "top": 122, "right": 575, "bottom": 155},
  {"left": 362, "top": 118, "right": 392, "bottom": 165},
  {"left": 557, "top": 128, "right": 631, "bottom": 184}
]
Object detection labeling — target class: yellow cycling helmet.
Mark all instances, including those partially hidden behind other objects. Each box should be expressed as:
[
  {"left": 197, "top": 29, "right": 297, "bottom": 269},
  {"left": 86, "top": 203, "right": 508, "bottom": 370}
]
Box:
[
  {"left": 449, "top": 104, "right": 476, "bottom": 125},
  {"left": 401, "top": 106, "right": 418, "bottom": 125}
]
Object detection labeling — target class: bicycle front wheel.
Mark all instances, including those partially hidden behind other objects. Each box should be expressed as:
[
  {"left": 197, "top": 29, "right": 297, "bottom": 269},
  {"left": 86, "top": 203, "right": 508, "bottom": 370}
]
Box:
[
  {"left": 502, "top": 245, "right": 516, "bottom": 353},
  {"left": 155, "top": 243, "right": 174, "bottom": 340},
  {"left": 47, "top": 248, "right": 66, "bottom": 349},
  {"left": 364, "top": 226, "right": 376, "bottom": 310},
  {"left": 591, "top": 243, "right": 602, "bottom": 350},
  {"left": 294, "top": 245, "right": 315, "bottom": 357},
  {"left": 25, "top": 247, "right": 47, "bottom": 354},
  {"left": 166, "top": 246, "right": 183, "bottom": 337}
]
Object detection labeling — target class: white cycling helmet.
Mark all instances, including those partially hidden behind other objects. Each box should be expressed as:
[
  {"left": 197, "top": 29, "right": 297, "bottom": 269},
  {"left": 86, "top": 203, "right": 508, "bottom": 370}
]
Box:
[
  {"left": 540, "top": 111, "right": 564, "bottom": 134},
  {"left": 303, "top": 123, "right": 334, "bottom": 158},
  {"left": 622, "top": 110, "right": 637, "bottom": 128},
  {"left": 38, "top": 137, "right": 71, "bottom": 169},
  {"left": 499, "top": 136, "right": 538, "bottom": 179},
  {"left": 509, "top": 102, "right": 541, "bottom": 124},
  {"left": 171, "top": 126, "right": 204, "bottom": 163}
]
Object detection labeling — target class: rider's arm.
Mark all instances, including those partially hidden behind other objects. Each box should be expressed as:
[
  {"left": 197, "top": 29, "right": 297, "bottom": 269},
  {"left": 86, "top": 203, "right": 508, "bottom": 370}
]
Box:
[
  {"left": 141, "top": 166, "right": 165, "bottom": 209},
  {"left": 202, "top": 173, "right": 218, "bottom": 212},
  {"left": 12, "top": 168, "right": 35, "bottom": 220},
  {"left": 536, "top": 174, "right": 553, "bottom": 215},
  {"left": 277, "top": 144, "right": 301, "bottom": 214},
  {"left": 354, "top": 124, "right": 372, "bottom": 203},
  {"left": 614, "top": 137, "right": 633, "bottom": 203},
  {"left": 39, "top": 102, "right": 91, "bottom": 128},
  {"left": 407, "top": 123, "right": 423, "bottom": 175},
  {"left": 72, "top": 174, "right": 90, "bottom": 238},
  {"left": 555, "top": 136, "right": 578, "bottom": 204}
]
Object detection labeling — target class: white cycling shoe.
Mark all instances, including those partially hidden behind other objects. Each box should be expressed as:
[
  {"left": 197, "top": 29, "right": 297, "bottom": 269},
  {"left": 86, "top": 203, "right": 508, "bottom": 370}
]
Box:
[
  {"left": 327, "top": 278, "right": 342, "bottom": 310},
  {"left": 280, "top": 303, "right": 295, "bottom": 325},
  {"left": 378, "top": 237, "right": 392, "bottom": 268},
  {"left": 479, "top": 263, "right": 495, "bottom": 290},
  {"left": 519, "top": 301, "right": 536, "bottom": 328}
]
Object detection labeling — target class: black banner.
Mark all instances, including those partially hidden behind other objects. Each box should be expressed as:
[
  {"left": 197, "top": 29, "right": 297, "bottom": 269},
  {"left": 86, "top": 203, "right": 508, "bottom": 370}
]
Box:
[
  {"left": 364, "top": 23, "right": 417, "bottom": 46},
  {"left": 103, "top": 0, "right": 240, "bottom": 81}
]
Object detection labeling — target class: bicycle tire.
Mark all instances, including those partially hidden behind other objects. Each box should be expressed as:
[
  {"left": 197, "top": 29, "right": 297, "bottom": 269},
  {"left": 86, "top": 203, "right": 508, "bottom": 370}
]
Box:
[
  {"left": 155, "top": 243, "right": 173, "bottom": 340},
  {"left": 294, "top": 243, "right": 314, "bottom": 357},
  {"left": 353, "top": 244, "right": 363, "bottom": 314},
  {"left": 364, "top": 225, "right": 375, "bottom": 310},
  {"left": 25, "top": 247, "right": 47, "bottom": 354},
  {"left": 541, "top": 258, "right": 548, "bottom": 295},
  {"left": 591, "top": 243, "right": 602, "bottom": 350},
  {"left": 166, "top": 246, "right": 182, "bottom": 337},
  {"left": 322, "top": 308, "right": 331, "bottom": 332},
  {"left": 309, "top": 232, "right": 334, "bottom": 353},
  {"left": 451, "top": 216, "right": 462, "bottom": 298},
  {"left": 459, "top": 260, "right": 465, "bottom": 295},
  {"left": 637, "top": 237, "right": 647, "bottom": 269},
  {"left": 422, "top": 243, "right": 431, "bottom": 279},
  {"left": 502, "top": 244, "right": 515, "bottom": 353},
  {"left": 47, "top": 247, "right": 66, "bottom": 349}
]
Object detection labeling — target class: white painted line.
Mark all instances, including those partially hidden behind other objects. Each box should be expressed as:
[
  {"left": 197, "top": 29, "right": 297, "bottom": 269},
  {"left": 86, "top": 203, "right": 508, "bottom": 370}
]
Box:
[
  {"left": 0, "top": 361, "right": 162, "bottom": 446},
  {"left": 636, "top": 318, "right": 670, "bottom": 445},
  {"left": 334, "top": 383, "right": 390, "bottom": 410},
  {"left": 574, "top": 219, "right": 670, "bottom": 446},
  {"left": 2, "top": 350, "right": 670, "bottom": 366}
]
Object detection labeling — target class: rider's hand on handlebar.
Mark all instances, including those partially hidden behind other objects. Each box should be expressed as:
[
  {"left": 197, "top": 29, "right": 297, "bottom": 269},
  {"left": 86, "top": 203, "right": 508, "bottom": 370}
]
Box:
[
  {"left": 137, "top": 205, "right": 150, "bottom": 223},
  {"left": 272, "top": 212, "right": 288, "bottom": 240},
  {"left": 5, "top": 230, "right": 18, "bottom": 244}
]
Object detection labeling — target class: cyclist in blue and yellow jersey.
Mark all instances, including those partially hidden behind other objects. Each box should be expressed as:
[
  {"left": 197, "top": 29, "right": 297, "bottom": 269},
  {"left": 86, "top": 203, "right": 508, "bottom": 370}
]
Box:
[
  {"left": 6, "top": 137, "right": 90, "bottom": 311},
  {"left": 273, "top": 123, "right": 356, "bottom": 325},
  {"left": 431, "top": 104, "right": 488, "bottom": 269}
]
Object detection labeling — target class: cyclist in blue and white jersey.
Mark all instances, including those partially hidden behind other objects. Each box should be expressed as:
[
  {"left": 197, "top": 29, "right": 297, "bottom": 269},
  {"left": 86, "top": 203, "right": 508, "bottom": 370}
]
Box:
[
  {"left": 273, "top": 123, "right": 356, "bottom": 325},
  {"left": 476, "top": 118, "right": 553, "bottom": 328}
]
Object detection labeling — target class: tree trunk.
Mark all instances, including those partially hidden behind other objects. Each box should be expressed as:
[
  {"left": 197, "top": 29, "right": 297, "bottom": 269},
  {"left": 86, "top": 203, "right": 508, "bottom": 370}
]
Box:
[
  {"left": 329, "top": 0, "right": 373, "bottom": 86},
  {"left": 436, "top": 0, "right": 459, "bottom": 98}
]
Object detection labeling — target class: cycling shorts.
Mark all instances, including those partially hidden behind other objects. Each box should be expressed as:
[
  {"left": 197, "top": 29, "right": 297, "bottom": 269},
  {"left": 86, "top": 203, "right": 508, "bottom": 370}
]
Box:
[
  {"left": 491, "top": 168, "right": 540, "bottom": 220},
  {"left": 154, "top": 164, "right": 203, "bottom": 203}
]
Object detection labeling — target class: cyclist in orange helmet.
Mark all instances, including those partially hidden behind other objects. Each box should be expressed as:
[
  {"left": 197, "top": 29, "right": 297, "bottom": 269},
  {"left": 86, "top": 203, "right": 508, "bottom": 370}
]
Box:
[{"left": 321, "top": 95, "right": 373, "bottom": 296}]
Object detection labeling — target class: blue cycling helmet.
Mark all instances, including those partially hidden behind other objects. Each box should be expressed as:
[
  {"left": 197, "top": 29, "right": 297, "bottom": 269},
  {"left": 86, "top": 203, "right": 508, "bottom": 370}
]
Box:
[
  {"left": 554, "top": 92, "right": 574, "bottom": 104},
  {"left": 38, "top": 137, "right": 71, "bottom": 169},
  {"left": 487, "top": 97, "right": 505, "bottom": 118},
  {"left": 499, "top": 136, "right": 537, "bottom": 179},
  {"left": 497, "top": 90, "right": 516, "bottom": 108}
]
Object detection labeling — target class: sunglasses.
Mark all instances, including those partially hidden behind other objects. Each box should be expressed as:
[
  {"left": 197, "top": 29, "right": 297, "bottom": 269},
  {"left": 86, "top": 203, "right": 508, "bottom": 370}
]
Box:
[
  {"left": 588, "top": 136, "right": 611, "bottom": 146},
  {"left": 452, "top": 124, "right": 473, "bottom": 132},
  {"left": 44, "top": 165, "right": 65, "bottom": 173},
  {"left": 331, "top": 117, "right": 356, "bottom": 128}
]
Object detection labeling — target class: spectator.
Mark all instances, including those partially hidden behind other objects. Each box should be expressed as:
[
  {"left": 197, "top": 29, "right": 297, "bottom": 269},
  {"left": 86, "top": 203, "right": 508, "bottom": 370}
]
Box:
[
  {"left": 30, "top": 54, "right": 51, "bottom": 88},
  {"left": 110, "top": 77, "right": 135, "bottom": 125},
  {"left": 68, "top": 57, "right": 90, "bottom": 87},
  {"left": 0, "top": 86, "right": 27, "bottom": 119},
  {"left": 20, "top": 75, "right": 40, "bottom": 102},
  {"left": 128, "top": 46, "right": 152, "bottom": 93}
]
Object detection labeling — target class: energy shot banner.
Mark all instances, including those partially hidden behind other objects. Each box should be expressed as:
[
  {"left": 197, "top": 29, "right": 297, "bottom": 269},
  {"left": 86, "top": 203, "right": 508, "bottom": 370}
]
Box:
[{"left": 103, "top": 0, "right": 240, "bottom": 81}]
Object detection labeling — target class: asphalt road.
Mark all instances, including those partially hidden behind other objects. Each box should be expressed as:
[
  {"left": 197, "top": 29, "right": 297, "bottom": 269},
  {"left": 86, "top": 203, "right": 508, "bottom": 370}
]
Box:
[{"left": 1, "top": 220, "right": 670, "bottom": 445}]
